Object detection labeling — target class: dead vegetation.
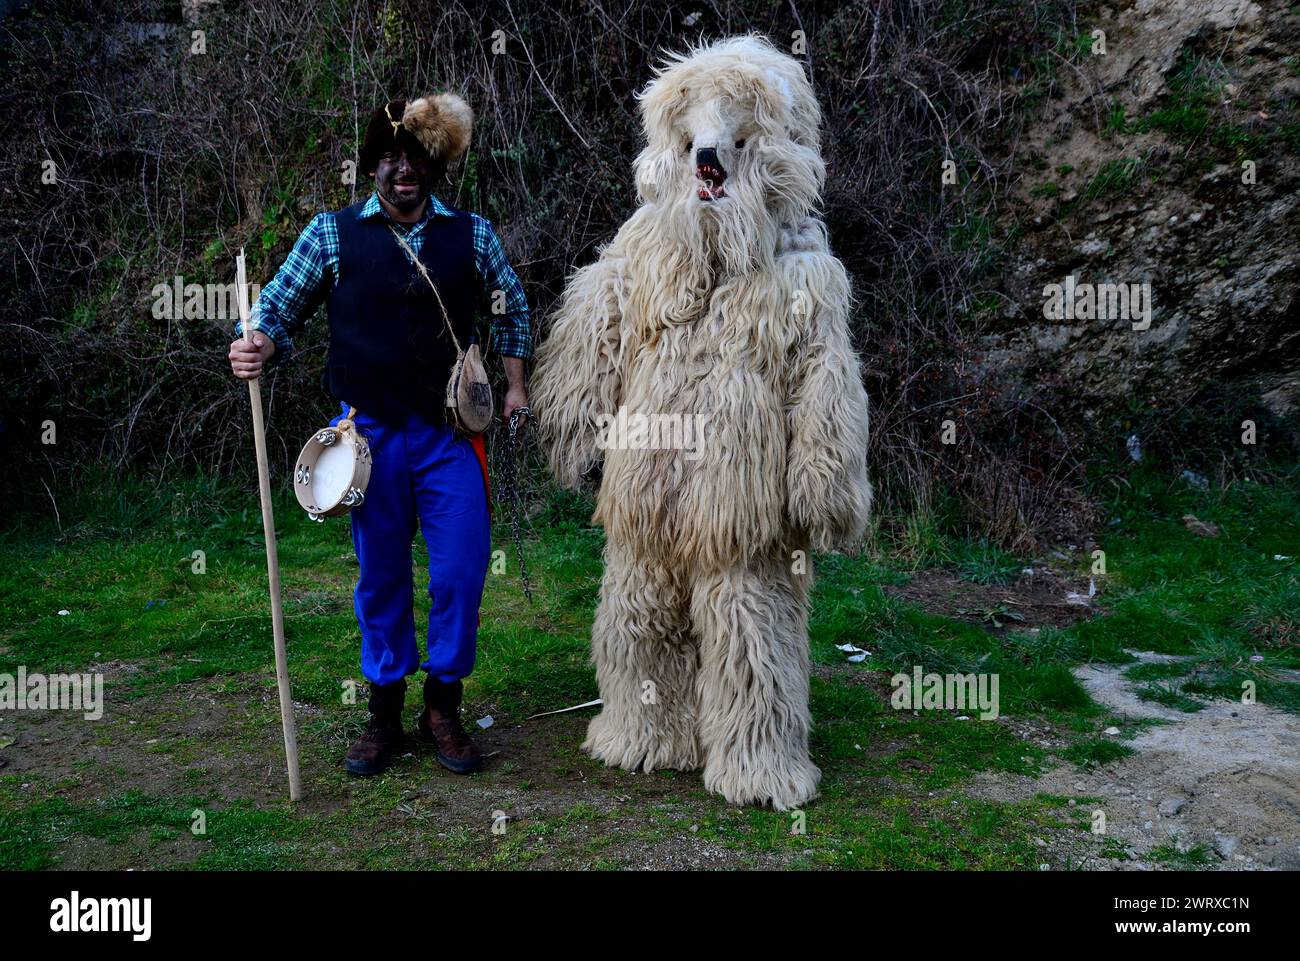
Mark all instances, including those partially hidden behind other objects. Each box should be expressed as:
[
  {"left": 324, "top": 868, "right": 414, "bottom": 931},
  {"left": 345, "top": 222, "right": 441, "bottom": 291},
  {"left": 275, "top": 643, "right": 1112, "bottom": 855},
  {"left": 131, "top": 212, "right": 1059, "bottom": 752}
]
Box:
[{"left": 0, "top": 0, "right": 1092, "bottom": 547}]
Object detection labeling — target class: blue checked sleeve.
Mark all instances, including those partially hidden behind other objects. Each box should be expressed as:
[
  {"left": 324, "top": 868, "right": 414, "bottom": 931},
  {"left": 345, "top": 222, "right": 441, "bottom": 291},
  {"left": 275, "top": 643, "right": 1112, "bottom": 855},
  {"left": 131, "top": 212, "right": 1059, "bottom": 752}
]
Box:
[
  {"left": 234, "top": 212, "right": 334, "bottom": 362},
  {"left": 471, "top": 214, "right": 533, "bottom": 359}
]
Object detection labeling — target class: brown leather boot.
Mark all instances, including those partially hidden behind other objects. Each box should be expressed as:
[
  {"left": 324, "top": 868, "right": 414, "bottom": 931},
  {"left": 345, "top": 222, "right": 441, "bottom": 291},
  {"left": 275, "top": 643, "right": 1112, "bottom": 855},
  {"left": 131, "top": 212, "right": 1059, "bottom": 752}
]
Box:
[
  {"left": 346, "top": 680, "right": 406, "bottom": 777},
  {"left": 416, "top": 675, "right": 482, "bottom": 774}
]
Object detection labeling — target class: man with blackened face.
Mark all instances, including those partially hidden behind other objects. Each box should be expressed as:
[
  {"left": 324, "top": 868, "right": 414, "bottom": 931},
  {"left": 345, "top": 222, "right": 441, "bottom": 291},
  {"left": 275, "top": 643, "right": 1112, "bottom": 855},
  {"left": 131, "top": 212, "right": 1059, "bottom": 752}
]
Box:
[{"left": 227, "top": 95, "right": 532, "bottom": 780}]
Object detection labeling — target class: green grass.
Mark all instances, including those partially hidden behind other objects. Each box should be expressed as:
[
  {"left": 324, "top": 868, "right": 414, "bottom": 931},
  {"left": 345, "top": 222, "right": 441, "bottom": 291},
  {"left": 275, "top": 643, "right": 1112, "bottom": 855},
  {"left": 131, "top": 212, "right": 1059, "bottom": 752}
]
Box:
[
  {"left": 1048, "top": 45, "right": 1296, "bottom": 224},
  {"left": 1134, "top": 681, "right": 1206, "bottom": 713},
  {"left": 1101, "top": 99, "right": 1129, "bottom": 139},
  {"left": 1, "top": 464, "right": 1297, "bottom": 869},
  {"left": 1074, "top": 156, "right": 1146, "bottom": 208},
  {"left": 1069, "top": 466, "right": 1300, "bottom": 707},
  {"left": 1148, "top": 842, "right": 1214, "bottom": 869},
  {"left": 1124, "top": 49, "right": 1277, "bottom": 161},
  {"left": 1060, "top": 738, "right": 1135, "bottom": 770}
]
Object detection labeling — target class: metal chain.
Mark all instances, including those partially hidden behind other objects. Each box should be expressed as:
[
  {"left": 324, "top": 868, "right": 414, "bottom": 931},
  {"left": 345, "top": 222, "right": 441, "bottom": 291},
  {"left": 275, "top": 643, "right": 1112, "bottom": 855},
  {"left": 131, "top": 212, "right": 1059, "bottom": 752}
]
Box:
[{"left": 501, "top": 406, "right": 534, "bottom": 602}]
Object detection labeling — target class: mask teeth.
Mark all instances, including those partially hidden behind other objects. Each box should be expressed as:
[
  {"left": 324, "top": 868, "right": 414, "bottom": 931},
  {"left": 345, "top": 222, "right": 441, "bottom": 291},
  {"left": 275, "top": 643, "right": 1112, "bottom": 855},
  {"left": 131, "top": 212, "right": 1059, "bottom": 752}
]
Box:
[{"left": 696, "top": 163, "right": 726, "bottom": 184}]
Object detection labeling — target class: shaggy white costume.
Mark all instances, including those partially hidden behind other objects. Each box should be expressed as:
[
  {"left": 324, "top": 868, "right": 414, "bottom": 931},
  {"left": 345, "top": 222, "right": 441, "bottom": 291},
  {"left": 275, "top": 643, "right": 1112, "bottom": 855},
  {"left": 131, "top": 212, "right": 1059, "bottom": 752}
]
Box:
[{"left": 532, "top": 36, "right": 871, "bottom": 810}]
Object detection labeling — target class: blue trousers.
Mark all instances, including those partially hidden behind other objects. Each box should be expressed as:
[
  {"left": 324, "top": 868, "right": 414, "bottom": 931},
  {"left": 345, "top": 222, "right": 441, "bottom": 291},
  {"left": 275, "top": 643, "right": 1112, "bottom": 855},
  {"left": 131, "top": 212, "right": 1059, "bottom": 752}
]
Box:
[{"left": 333, "top": 405, "right": 490, "bottom": 686}]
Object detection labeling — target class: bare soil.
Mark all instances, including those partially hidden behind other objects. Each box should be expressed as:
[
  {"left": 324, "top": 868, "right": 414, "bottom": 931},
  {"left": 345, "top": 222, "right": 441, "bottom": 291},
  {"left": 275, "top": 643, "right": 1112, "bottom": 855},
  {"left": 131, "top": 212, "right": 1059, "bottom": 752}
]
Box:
[
  {"left": 885, "top": 567, "right": 1097, "bottom": 634},
  {"left": 966, "top": 653, "right": 1300, "bottom": 871},
  {"left": 1, "top": 660, "right": 792, "bottom": 870},
  {"left": 5, "top": 573, "right": 1295, "bottom": 871}
]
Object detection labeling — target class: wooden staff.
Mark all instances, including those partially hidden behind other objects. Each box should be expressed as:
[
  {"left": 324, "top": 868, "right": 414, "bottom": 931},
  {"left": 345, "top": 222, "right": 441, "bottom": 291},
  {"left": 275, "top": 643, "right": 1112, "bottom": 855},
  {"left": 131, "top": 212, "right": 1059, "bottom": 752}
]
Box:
[{"left": 236, "top": 247, "right": 303, "bottom": 802}]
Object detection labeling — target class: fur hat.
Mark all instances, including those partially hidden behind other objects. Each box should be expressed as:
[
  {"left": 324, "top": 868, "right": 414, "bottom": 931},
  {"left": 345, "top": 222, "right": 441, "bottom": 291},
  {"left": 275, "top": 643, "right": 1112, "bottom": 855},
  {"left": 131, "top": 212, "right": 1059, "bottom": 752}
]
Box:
[
  {"left": 402, "top": 94, "right": 473, "bottom": 163},
  {"left": 359, "top": 93, "right": 473, "bottom": 176}
]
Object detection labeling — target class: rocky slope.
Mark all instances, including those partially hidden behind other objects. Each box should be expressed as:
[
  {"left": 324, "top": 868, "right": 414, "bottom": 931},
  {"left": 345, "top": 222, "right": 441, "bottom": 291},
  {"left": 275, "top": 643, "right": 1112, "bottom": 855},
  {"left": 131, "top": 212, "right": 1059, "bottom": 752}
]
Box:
[{"left": 992, "top": 0, "right": 1299, "bottom": 428}]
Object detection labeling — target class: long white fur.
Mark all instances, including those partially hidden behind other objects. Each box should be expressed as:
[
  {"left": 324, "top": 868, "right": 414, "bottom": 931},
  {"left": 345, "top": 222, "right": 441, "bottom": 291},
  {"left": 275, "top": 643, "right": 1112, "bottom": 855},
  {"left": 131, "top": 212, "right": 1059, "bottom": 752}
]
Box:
[
  {"left": 532, "top": 35, "right": 871, "bottom": 810},
  {"left": 401, "top": 93, "right": 474, "bottom": 163}
]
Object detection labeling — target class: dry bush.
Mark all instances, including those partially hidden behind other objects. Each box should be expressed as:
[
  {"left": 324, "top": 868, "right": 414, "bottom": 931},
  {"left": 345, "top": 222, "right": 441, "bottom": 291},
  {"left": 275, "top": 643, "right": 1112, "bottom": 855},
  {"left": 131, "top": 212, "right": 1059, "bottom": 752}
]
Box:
[{"left": 0, "top": 0, "right": 1088, "bottom": 548}]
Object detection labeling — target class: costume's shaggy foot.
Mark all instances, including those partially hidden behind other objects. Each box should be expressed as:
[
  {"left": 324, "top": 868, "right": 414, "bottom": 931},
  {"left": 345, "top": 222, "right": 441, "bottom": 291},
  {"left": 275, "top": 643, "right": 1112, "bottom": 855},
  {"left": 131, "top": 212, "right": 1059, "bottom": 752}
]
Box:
[
  {"left": 702, "top": 752, "right": 822, "bottom": 811},
  {"left": 582, "top": 711, "right": 702, "bottom": 773}
]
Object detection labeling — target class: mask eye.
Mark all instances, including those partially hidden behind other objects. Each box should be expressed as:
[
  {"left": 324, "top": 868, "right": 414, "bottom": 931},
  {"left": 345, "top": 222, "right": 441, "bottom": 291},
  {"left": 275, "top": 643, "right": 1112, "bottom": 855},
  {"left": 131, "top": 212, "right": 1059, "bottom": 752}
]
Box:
[{"left": 735, "top": 138, "right": 747, "bottom": 148}]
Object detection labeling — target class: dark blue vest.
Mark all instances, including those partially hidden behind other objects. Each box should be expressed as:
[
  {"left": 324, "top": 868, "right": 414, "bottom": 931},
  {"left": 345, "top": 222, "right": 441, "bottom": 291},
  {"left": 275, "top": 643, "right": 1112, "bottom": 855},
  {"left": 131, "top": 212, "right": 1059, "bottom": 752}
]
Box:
[{"left": 325, "top": 199, "right": 477, "bottom": 425}]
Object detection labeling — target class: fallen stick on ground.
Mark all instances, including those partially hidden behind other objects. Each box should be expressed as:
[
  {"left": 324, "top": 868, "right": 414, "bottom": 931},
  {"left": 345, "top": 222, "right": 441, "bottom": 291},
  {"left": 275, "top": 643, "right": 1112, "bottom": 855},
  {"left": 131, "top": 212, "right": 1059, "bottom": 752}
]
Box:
[{"left": 527, "top": 698, "right": 603, "bottom": 720}]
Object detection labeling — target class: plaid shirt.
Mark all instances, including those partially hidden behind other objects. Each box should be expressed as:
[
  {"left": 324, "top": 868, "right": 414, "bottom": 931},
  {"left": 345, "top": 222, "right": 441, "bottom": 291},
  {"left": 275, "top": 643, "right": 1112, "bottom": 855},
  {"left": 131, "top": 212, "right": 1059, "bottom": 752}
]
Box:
[{"left": 236, "top": 192, "right": 532, "bottom": 361}]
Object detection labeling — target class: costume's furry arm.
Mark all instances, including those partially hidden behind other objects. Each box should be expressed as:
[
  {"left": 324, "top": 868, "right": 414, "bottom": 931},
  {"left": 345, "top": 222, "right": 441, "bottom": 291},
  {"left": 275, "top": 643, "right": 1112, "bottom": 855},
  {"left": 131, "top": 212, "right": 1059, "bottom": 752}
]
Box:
[
  {"left": 532, "top": 247, "right": 627, "bottom": 489},
  {"left": 783, "top": 250, "right": 872, "bottom": 552}
]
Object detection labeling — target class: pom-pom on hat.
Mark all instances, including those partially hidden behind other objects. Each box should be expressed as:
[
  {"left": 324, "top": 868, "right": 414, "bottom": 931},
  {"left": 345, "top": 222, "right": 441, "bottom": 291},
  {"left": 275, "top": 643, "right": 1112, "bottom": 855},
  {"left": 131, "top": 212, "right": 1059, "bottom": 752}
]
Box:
[{"left": 359, "top": 93, "right": 474, "bottom": 176}]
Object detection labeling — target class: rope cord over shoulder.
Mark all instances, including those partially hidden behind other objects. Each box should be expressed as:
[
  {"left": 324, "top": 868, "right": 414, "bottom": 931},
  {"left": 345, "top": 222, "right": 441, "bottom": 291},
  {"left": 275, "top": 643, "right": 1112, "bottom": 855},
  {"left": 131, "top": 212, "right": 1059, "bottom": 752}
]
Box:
[{"left": 388, "top": 224, "right": 463, "bottom": 355}]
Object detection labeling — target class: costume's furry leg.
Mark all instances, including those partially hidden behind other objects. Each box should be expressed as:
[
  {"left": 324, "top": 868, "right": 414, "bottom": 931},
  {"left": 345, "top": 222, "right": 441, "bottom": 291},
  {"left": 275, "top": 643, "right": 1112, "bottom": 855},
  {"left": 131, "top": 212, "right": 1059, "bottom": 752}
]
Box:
[
  {"left": 690, "top": 554, "right": 819, "bottom": 810},
  {"left": 584, "top": 540, "right": 702, "bottom": 772}
]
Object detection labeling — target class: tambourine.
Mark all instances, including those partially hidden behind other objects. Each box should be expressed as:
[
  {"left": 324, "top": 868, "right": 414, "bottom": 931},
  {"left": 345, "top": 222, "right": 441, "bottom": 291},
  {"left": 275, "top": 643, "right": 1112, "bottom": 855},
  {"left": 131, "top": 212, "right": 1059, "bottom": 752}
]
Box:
[{"left": 292, "top": 408, "right": 372, "bottom": 521}]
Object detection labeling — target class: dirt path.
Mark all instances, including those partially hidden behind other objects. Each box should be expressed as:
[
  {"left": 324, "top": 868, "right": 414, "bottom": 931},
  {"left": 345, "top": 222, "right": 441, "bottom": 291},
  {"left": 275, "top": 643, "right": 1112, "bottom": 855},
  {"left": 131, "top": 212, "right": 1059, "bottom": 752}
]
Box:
[
  {"left": 0, "top": 662, "right": 797, "bottom": 870},
  {"left": 5, "top": 648, "right": 1296, "bottom": 869},
  {"left": 967, "top": 653, "right": 1300, "bottom": 870}
]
